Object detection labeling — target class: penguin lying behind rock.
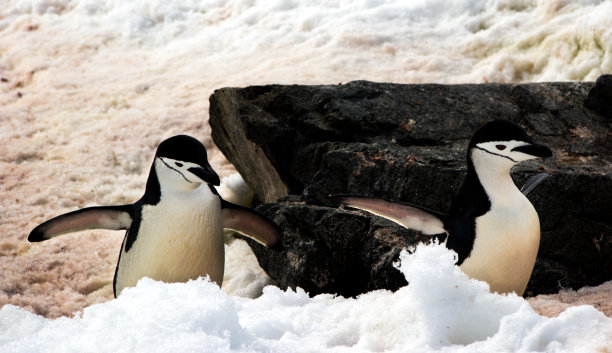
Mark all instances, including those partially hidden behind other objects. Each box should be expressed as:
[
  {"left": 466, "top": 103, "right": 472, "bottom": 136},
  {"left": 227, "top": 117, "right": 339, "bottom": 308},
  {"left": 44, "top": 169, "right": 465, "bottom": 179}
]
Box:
[
  {"left": 334, "top": 120, "right": 552, "bottom": 296},
  {"left": 29, "top": 135, "right": 282, "bottom": 297}
]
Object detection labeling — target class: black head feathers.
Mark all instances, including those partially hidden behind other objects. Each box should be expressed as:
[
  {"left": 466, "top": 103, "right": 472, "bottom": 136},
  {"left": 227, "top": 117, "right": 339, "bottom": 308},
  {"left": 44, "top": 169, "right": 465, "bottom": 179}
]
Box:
[
  {"left": 156, "top": 135, "right": 211, "bottom": 167},
  {"left": 468, "top": 120, "right": 552, "bottom": 158},
  {"left": 469, "top": 120, "right": 535, "bottom": 147}
]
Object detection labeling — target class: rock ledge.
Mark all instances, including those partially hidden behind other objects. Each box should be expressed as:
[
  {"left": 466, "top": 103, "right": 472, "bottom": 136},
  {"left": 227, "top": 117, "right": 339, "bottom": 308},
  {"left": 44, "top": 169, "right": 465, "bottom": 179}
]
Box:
[{"left": 210, "top": 77, "right": 612, "bottom": 296}]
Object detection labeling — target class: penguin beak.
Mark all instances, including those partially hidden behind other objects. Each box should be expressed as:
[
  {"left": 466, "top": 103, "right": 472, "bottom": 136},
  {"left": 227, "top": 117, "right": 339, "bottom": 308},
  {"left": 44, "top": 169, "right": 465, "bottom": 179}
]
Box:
[
  {"left": 511, "top": 143, "right": 552, "bottom": 158},
  {"left": 188, "top": 165, "right": 220, "bottom": 186}
]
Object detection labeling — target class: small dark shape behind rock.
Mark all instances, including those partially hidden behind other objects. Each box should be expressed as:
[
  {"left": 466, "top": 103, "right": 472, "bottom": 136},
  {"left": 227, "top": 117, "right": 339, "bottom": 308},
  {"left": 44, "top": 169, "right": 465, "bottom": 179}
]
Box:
[{"left": 584, "top": 74, "right": 612, "bottom": 120}]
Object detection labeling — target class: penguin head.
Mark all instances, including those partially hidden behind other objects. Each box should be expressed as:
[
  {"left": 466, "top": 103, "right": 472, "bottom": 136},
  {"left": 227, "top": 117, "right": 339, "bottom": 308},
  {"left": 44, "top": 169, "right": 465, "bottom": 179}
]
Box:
[
  {"left": 468, "top": 120, "right": 552, "bottom": 171},
  {"left": 153, "top": 135, "right": 220, "bottom": 191}
]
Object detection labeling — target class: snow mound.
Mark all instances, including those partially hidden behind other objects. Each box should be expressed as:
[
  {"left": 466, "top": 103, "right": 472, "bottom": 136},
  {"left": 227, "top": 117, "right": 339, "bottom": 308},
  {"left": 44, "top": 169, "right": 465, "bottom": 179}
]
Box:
[{"left": 2, "top": 243, "right": 611, "bottom": 353}]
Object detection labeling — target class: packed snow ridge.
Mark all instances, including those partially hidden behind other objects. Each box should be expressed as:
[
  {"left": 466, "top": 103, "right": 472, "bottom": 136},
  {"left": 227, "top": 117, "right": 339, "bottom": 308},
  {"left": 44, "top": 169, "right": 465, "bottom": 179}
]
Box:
[{"left": 2, "top": 243, "right": 611, "bottom": 353}]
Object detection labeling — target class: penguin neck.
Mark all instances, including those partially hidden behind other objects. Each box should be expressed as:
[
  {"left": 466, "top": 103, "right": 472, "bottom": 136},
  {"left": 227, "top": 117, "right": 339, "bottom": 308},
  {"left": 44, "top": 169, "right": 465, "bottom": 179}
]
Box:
[{"left": 470, "top": 149, "right": 519, "bottom": 206}]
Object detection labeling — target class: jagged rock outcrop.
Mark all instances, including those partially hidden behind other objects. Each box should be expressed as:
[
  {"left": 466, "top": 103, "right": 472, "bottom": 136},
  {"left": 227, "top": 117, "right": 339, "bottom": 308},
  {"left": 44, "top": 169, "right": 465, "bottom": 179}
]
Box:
[{"left": 210, "top": 76, "right": 612, "bottom": 296}]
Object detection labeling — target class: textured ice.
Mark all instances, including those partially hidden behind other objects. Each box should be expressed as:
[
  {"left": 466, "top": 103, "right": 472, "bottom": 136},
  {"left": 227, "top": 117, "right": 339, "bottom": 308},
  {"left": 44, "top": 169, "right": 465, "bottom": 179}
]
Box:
[{"left": 1, "top": 243, "right": 611, "bottom": 353}]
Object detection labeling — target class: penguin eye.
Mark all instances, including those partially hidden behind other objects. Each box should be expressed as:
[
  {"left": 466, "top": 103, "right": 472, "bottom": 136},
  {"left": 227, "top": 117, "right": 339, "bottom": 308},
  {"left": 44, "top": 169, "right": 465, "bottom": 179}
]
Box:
[
  {"left": 175, "top": 162, "right": 183, "bottom": 167},
  {"left": 496, "top": 144, "right": 506, "bottom": 150}
]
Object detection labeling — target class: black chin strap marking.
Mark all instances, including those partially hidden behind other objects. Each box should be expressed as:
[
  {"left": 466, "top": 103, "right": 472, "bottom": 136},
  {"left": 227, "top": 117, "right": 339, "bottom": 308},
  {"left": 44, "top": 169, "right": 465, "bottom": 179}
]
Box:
[
  {"left": 474, "top": 145, "right": 517, "bottom": 163},
  {"left": 159, "top": 158, "right": 195, "bottom": 184}
]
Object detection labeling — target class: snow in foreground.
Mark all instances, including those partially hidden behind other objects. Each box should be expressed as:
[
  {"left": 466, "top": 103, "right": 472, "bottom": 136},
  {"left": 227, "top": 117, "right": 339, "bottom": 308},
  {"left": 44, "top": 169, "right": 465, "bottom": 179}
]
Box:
[{"left": 1, "top": 243, "right": 611, "bottom": 353}]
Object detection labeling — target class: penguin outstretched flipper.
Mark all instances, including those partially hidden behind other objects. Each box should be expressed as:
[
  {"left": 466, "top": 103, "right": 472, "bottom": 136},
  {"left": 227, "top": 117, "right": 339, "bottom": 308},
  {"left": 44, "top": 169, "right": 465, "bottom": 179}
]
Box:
[
  {"left": 220, "top": 199, "right": 283, "bottom": 250},
  {"left": 520, "top": 173, "right": 550, "bottom": 196},
  {"left": 28, "top": 205, "right": 133, "bottom": 242},
  {"left": 332, "top": 195, "right": 447, "bottom": 235}
]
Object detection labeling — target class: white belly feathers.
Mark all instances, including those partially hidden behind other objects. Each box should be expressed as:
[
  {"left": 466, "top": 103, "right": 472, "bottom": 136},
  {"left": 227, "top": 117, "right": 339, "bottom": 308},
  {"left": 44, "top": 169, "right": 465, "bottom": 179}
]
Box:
[
  {"left": 459, "top": 193, "right": 540, "bottom": 295},
  {"left": 115, "top": 186, "right": 224, "bottom": 295}
]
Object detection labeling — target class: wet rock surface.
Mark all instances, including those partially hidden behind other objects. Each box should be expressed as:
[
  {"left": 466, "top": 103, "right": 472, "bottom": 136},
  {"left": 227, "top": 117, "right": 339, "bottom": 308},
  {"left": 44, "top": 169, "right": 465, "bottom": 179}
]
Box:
[{"left": 210, "top": 76, "right": 612, "bottom": 297}]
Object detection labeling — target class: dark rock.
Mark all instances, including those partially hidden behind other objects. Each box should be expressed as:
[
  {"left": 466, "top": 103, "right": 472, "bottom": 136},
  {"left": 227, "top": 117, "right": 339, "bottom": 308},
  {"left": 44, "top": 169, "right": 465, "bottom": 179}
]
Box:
[
  {"left": 584, "top": 74, "right": 612, "bottom": 119},
  {"left": 210, "top": 77, "right": 612, "bottom": 297},
  {"left": 247, "top": 201, "right": 440, "bottom": 296}
]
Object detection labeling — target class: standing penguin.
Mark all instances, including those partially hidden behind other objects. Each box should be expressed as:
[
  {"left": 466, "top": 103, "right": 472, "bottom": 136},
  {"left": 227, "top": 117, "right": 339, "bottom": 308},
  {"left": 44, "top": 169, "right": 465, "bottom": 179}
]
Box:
[
  {"left": 336, "top": 120, "right": 552, "bottom": 295},
  {"left": 28, "top": 135, "right": 282, "bottom": 297}
]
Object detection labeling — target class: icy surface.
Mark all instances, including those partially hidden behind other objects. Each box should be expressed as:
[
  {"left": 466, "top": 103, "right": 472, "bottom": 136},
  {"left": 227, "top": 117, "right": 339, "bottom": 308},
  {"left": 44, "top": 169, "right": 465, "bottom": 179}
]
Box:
[
  {"left": 1, "top": 244, "right": 611, "bottom": 353},
  {"left": 0, "top": 0, "right": 611, "bottom": 328}
]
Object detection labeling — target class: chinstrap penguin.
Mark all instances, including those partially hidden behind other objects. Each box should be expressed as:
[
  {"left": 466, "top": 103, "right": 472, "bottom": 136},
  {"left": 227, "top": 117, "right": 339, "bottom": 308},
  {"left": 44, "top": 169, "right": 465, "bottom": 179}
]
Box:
[
  {"left": 29, "top": 135, "right": 282, "bottom": 297},
  {"left": 335, "top": 120, "right": 552, "bottom": 295}
]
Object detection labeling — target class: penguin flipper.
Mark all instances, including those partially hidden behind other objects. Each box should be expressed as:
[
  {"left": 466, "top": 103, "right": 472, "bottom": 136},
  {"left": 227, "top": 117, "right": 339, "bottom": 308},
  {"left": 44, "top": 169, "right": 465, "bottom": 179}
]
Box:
[
  {"left": 520, "top": 173, "right": 550, "bottom": 196},
  {"left": 333, "top": 195, "right": 447, "bottom": 235},
  {"left": 221, "top": 200, "right": 282, "bottom": 250},
  {"left": 28, "top": 205, "right": 133, "bottom": 242}
]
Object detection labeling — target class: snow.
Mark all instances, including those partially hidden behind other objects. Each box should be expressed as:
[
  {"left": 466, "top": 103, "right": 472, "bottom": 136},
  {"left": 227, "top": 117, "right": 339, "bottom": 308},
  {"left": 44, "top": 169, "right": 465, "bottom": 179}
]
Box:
[
  {"left": 2, "top": 243, "right": 611, "bottom": 353},
  {"left": 217, "top": 173, "right": 255, "bottom": 207},
  {"left": 1, "top": 0, "right": 611, "bottom": 350}
]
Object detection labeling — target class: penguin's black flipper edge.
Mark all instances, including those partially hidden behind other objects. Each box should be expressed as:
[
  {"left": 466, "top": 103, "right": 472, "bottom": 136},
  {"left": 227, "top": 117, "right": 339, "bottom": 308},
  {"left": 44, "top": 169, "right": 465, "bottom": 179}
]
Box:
[
  {"left": 520, "top": 173, "right": 550, "bottom": 196},
  {"left": 28, "top": 205, "right": 133, "bottom": 242},
  {"left": 221, "top": 200, "right": 282, "bottom": 249},
  {"left": 333, "top": 195, "right": 447, "bottom": 235}
]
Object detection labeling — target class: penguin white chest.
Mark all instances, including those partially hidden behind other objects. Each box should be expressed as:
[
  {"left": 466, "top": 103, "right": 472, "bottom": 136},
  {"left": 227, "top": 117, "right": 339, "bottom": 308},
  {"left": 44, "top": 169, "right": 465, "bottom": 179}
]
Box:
[
  {"left": 115, "top": 186, "right": 224, "bottom": 295},
  {"left": 459, "top": 193, "right": 540, "bottom": 295}
]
